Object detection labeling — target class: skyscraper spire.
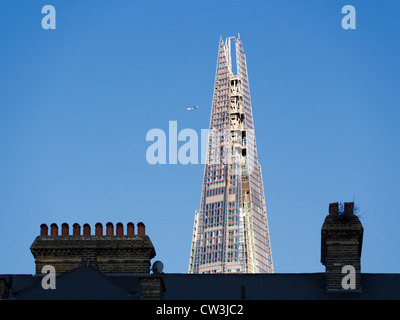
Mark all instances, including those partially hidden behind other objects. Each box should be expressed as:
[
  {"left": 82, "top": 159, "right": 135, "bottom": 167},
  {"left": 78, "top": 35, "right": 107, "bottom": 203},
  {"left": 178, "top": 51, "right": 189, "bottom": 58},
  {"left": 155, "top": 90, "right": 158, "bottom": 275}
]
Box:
[{"left": 188, "top": 35, "right": 273, "bottom": 274}]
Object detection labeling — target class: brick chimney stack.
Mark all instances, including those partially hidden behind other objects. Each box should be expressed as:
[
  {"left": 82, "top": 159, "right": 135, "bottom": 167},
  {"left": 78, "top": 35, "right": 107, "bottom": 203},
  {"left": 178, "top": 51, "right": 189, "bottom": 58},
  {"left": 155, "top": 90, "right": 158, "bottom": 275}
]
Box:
[
  {"left": 321, "top": 202, "right": 364, "bottom": 290},
  {"left": 31, "top": 222, "right": 155, "bottom": 275}
]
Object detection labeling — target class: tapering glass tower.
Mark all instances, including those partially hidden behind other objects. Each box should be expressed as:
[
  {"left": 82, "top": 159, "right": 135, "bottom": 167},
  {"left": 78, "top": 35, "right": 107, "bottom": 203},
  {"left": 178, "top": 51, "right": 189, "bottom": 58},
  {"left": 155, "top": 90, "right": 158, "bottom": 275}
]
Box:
[{"left": 188, "top": 35, "right": 273, "bottom": 274}]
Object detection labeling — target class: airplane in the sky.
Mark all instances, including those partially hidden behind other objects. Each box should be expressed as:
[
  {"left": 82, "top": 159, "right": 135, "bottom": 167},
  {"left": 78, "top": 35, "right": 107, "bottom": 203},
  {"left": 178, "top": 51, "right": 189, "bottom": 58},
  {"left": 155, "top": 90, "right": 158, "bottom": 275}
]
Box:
[{"left": 186, "top": 106, "right": 199, "bottom": 110}]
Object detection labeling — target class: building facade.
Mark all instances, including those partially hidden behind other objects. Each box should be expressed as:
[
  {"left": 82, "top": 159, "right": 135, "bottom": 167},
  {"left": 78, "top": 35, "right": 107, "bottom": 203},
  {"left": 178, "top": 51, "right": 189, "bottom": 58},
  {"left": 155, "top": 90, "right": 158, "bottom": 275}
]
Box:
[{"left": 188, "top": 35, "right": 273, "bottom": 274}]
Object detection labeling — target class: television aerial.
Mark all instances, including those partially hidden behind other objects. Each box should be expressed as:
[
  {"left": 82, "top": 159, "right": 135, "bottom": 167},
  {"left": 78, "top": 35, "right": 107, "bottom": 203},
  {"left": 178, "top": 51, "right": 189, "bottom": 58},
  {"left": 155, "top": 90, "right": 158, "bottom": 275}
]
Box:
[{"left": 151, "top": 260, "right": 164, "bottom": 274}]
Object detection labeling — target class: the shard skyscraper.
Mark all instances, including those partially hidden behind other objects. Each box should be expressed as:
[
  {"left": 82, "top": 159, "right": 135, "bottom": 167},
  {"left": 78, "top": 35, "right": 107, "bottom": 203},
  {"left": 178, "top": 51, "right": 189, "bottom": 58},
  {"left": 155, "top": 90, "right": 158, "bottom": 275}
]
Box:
[{"left": 188, "top": 35, "right": 274, "bottom": 274}]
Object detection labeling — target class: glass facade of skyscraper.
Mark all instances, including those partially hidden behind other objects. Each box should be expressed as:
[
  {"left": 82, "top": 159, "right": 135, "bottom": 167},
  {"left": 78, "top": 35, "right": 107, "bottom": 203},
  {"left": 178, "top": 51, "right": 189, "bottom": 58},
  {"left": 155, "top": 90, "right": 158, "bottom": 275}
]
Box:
[{"left": 189, "top": 35, "right": 273, "bottom": 274}]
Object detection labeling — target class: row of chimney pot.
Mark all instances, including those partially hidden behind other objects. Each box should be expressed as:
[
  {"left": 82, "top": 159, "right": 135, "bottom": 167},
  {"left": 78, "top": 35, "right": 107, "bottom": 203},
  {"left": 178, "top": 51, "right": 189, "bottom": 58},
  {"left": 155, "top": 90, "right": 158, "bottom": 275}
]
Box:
[{"left": 40, "top": 222, "right": 146, "bottom": 236}]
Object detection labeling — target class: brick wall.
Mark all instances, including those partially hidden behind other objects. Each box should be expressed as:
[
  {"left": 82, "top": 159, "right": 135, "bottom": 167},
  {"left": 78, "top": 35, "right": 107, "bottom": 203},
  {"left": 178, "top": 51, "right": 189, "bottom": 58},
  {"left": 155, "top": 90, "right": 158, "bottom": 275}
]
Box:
[
  {"left": 139, "top": 275, "right": 165, "bottom": 300},
  {"left": 321, "top": 202, "right": 364, "bottom": 290}
]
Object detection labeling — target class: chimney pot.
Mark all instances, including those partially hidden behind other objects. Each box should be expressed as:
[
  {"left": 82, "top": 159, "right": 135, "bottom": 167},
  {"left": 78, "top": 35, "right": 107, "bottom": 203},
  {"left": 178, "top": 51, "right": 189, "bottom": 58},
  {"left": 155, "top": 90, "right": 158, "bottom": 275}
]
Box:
[
  {"left": 83, "top": 224, "right": 91, "bottom": 236},
  {"left": 40, "top": 224, "right": 48, "bottom": 236},
  {"left": 61, "top": 223, "right": 69, "bottom": 235},
  {"left": 95, "top": 223, "right": 103, "bottom": 236},
  {"left": 106, "top": 222, "right": 114, "bottom": 236},
  {"left": 116, "top": 222, "right": 123, "bottom": 236},
  {"left": 329, "top": 202, "right": 339, "bottom": 216},
  {"left": 127, "top": 222, "right": 135, "bottom": 235},
  {"left": 73, "top": 223, "right": 81, "bottom": 235},
  {"left": 344, "top": 202, "right": 354, "bottom": 216},
  {"left": 137, "top": 222, "right": 146, "bottom": 236},
  {"left": 50, "top": 223, "right": 58, "bottom": 236}
]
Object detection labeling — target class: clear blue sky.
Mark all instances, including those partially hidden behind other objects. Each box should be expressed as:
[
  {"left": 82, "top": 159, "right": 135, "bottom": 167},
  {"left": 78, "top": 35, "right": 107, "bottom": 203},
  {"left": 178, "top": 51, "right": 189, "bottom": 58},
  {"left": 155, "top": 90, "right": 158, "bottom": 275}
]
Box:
[{"left": 1, "top": 0, "right": 399, "bottom": 275}]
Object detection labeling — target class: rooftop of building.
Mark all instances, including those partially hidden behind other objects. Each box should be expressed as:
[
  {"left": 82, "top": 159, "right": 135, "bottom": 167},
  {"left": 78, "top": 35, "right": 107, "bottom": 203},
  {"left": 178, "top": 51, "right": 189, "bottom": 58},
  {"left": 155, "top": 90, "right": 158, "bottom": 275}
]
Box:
[
  {"left": 1, "top": 203, "right": 399, "bottom": 301},
  {"left": 2, "top": 268, "right": 400, "bottom": 300}
]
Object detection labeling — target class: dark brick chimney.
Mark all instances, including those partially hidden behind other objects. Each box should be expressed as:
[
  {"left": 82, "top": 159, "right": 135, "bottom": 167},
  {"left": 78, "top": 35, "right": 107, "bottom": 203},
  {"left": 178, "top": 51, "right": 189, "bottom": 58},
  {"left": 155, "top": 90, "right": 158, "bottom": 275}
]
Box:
[
  {"left": 30, "top": 222, "right": 156, "bottom": 275},
  {"left": 321, "top": 202, "right": 364, "bottom": 290}
]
